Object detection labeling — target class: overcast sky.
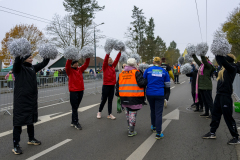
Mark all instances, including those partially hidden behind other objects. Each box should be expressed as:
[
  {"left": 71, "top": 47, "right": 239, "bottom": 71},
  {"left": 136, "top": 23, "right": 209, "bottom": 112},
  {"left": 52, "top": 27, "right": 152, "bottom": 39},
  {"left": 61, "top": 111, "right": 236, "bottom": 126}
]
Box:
[{"left": 0, "top": 0, "right": 239, "bottom": 61}]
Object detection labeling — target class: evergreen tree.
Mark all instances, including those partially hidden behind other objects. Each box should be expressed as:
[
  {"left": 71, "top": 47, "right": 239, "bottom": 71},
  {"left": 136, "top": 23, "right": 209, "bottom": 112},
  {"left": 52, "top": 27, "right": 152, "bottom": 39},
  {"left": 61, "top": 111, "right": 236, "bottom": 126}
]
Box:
[
  {"left": 165, "top": 41, "right": 180, "bottom": 65},
  {"left": 155, "top": 36, "right": 167, "bottom": 58},
  {"left": 63, "top": 0, "right": 105, "bottom": 48}
]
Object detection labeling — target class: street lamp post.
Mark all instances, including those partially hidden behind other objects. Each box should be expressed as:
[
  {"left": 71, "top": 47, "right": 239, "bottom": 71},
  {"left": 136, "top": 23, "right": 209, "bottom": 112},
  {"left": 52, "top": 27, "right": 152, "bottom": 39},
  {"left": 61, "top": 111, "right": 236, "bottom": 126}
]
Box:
[{"left": 94, "top": 22, "right": 104, "bottom": 73}]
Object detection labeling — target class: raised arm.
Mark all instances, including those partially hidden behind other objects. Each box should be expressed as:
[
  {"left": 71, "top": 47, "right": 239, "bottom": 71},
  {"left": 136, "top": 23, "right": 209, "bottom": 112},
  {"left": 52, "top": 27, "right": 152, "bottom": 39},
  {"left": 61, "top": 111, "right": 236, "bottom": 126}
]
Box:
[
  {"left": 112, "top": 52, "right": 121, "bottom": 68},
  {"left": 201, "top": 56, "right": 211, "bottom": 69},
  {"left": 65, "top": 60, "right": 72, "bottom": 76},
  {"left": 186, "top": 72, "right": 194, "bottom": 77},
  {"left": 13, "top": 56, "right": 22, "bottom": 74},
  {"left": 192, "top": 55, "right": 202, "bottom": 66},
  {"left": 102, "top": 54, "right": 109, "bottom": 71},
  {"left": 33, "top": 58, "right": 50, "bottom": 72},
  {"left": 215, "top": 56, "right": 235, "bottom": 73},
  {"left": 80, "top": 58, "right": 90, "bottom": 72}
]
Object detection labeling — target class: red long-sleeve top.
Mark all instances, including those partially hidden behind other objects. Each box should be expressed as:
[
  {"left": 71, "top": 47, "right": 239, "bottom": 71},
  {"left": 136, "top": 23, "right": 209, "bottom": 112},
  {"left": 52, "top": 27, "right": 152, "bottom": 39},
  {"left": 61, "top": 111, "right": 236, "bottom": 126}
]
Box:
[
  {"left": 65, "top": 58, "right": 90, "bottom": 92},
  {"left": 103, "top": 52, "right": 121, "bottom": 85}
]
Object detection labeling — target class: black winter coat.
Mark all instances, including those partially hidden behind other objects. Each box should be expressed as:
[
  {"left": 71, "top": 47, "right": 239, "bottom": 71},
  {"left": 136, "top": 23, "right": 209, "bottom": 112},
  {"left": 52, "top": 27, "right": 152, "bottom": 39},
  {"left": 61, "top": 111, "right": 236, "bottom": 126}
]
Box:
[
  {"left": 115, "top": 70, "right": 147, "bottom": 105},
  {"left": 13, "top": 57, "right": 50, "bottom": 126}
]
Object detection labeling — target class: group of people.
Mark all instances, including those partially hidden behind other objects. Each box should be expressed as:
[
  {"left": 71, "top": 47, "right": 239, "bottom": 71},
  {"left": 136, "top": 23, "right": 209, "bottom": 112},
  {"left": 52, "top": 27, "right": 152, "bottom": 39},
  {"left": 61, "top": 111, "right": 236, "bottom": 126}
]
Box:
[
  {"left": 10, "top": 47, "right": 240, "bottom": 155},
  {"left": 185, "top": 53, "right": 240, "bottom": 145}
]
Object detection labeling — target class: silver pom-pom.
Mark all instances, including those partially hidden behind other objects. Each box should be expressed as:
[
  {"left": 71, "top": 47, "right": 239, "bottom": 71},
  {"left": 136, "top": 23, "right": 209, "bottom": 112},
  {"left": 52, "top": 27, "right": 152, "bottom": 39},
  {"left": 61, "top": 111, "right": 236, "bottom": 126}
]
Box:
[
  {"left": 119, "top": 52, "right": 128, "bottom": 63},
  {"left": 180, "top": 63, "right": 193, "bottom": 74},
  {"left": 138, "top": 63, "right": 149, "bottom": 71},
  {"left": 104, "top": 39, "right": 116, "bottom": 54},
  {"left": 185, "top": 54, "right": 193, "bottom": 62},
  {"left": 186, "top": 44, "right": 196, "bottom": 56},
  {"left": 38, "top": 43, "right": 58, "bottom": 60},
  {"left": 130, "top": 54, "right": 141, "bottom": 63},
  {"left": 196, "top": 42, "right": 209, "bottom": 56},
  {"left": 178, "top": 57, "right": 184, "bottom": 65},
  {"left": 7, "top": 37, "right": 31, "bottom": 58},
  {"left": 210, "top": 38, "right": 231, "bottom": 56},
  {"left": 113, "top": 41, "right": 126, "bottom": 52},
  {"left": 80, "top": 46, "right": 94, "bottom": 59},
  {"left": 64, "top": 46, "right": 80, "bottom": 60}
]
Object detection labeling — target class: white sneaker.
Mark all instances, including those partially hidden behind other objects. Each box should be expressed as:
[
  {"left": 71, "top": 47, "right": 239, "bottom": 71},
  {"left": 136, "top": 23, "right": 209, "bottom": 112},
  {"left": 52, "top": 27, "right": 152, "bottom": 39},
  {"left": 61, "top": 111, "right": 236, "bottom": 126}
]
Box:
[
  {"left": 97, "top": 112, "right": 101, "bottom": 119},
  {"left": 164, "top": 99, "right": 168, "bottom": 108},
  {"left": 107, "top": 114, "right": 116, "bottom": 120}
]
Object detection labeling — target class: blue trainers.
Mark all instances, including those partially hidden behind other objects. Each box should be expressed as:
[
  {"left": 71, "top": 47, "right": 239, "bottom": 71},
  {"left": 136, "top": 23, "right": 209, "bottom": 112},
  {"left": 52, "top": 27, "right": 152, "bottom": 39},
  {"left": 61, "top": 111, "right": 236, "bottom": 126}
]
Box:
[
  {"left": 156, "top": 133, "right": 164, "bottom": 139},
  {"left": 151, "top": 125, "right": 156, "bottom": 133}
]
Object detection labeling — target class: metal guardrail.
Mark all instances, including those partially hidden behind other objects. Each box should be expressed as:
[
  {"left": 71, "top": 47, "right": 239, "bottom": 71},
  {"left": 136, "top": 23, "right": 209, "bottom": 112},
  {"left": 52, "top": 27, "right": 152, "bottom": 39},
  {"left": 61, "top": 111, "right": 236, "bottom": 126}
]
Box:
[
  {"left": 0, "top": 73, "right": 109, "bottom": 115},
  {"left": 233, "top": 74, "right": 240, "bottom": 102}
]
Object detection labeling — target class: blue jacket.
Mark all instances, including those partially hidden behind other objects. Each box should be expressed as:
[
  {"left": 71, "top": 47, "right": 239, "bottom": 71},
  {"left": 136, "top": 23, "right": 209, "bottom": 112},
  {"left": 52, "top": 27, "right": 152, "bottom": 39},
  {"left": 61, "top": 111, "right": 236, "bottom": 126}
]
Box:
[{"left": 143, "top": 66, "right": 170, "bottom": 96}]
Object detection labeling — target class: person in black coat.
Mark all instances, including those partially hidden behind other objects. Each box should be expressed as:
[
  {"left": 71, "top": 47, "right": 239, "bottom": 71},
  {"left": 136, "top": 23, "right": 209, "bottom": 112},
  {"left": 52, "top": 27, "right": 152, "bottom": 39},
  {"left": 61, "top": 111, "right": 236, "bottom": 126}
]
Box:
[
  {"left": 12, "top": 54, "right": 50, "bottom": 155},
  {"left": 186, "top": 65, "right": 204, "bottom": 112},
  {"left": 203, "top": 54, "right": 240, "bottom": 145}
]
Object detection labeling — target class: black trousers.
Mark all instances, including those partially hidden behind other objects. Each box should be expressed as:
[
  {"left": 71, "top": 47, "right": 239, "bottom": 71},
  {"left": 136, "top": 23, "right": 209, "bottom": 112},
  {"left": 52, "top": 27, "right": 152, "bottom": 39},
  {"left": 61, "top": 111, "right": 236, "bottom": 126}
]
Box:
[
  {"left": 174, "top": 75, "right": 179, "bottom": 83},
  {"left": 199, "top": 89, "right": 213, "bottom": 115},
  {"left": 210, "top": 94, "right": 239, "bottom": 137},
  {"left": 70, "top": 91, "right": 84, "bottom": 124},
  {"left": 13, "top": 124, "right": 34, "bottom": 147},
  {"left": 192, "top": 92, "right": 203, "bottom": 110},
  {"left": 164, "top": 87, "right": 170, "bottom": 101},
  {"left": 99, "top": 85, "right": 115, "bottom": 115}
]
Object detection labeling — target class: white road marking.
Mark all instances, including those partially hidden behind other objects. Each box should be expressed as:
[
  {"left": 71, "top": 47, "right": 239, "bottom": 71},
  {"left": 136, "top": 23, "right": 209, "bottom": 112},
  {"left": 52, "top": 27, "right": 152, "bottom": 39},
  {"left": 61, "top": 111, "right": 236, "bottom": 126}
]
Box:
[
  {"left": 0, "top": 103, "right": 99, "bottom": 138},
  {"left": 127, "top": 108, "right": 180, "bottom": 160},
  {"left": 163, "top": 109, "right": 180, "bottom": 120},
  {"left": 180, "top": 81, "right": 185, "bottom": 84},
  {"left": 126, "top": 120, "right": 172, "bottom": 160},
  {"left": 26, "top": 139, "right": 72, "bottom": 160},
  {"left": 38, "top": 101, "right": 69, "bottom": 109},
  {"left": 170, "top": 86, "right": 175, "bottom": 89}
]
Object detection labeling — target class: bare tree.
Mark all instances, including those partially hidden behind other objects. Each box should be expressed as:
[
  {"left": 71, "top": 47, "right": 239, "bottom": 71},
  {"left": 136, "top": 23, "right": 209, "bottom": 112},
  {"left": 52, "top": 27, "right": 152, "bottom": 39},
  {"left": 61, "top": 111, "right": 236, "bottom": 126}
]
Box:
[{"left": 46, "top": 14, "right": 104, "bottom": 53}]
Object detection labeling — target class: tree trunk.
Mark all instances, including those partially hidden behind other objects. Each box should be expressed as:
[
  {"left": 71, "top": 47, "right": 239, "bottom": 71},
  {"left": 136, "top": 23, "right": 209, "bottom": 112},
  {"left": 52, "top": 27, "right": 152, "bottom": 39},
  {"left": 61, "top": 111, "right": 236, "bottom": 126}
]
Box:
[{"left": 0, "top": 59, "right": 2, "bottom": 71}]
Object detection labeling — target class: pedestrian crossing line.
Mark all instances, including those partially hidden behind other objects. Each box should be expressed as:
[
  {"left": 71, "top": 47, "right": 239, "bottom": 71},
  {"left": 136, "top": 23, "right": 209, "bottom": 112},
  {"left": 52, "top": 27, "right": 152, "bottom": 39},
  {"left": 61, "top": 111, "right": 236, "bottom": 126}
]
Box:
[
  {"left": 26, "top": 139, "right": 72, "bottom": 160},
  {"left": 0, "top": 103, "right": 99, "bottom": 138},
  {"left": 38, "top": 101, "right": 70, "bottom": 110},
  {"left": 180, "top": 81, "right": 185, "bottom": 84},
  {"left": 170, "top": 86, "right": 175, "bottom": 90},
  {"left": 126, "top": 120, "right": 172, "bottom": 160}
]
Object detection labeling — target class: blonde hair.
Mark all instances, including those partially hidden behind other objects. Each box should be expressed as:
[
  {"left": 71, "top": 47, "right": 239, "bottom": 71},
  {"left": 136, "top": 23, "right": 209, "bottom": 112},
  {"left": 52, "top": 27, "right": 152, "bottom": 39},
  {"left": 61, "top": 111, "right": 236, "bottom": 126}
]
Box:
[{"left": 217, "top": 54, "right": 236, "bottom": 81}]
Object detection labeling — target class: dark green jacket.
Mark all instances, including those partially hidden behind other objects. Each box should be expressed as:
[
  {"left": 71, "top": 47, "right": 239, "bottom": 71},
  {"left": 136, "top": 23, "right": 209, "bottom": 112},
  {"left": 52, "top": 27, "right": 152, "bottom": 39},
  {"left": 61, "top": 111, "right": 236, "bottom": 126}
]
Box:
[{"left": 192, "top": 55, "right": 215, "bottom": 90}]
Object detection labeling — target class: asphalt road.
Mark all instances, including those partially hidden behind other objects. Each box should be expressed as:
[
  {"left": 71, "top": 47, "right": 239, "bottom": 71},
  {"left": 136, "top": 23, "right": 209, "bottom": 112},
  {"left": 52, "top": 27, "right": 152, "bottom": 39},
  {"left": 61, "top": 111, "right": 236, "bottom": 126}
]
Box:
[{"left": 0, "top": 75, "right": 240, "bottom": 160}]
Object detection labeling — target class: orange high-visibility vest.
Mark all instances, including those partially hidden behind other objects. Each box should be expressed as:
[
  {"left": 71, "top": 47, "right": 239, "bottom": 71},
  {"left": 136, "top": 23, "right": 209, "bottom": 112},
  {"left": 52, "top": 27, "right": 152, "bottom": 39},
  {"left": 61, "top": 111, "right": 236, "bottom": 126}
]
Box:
[
  {"left": 174, "top": 66, "right": 180, "bottom": 73},
  {"left": 119, "top": 70, "right": 144, "bottom": 97}
]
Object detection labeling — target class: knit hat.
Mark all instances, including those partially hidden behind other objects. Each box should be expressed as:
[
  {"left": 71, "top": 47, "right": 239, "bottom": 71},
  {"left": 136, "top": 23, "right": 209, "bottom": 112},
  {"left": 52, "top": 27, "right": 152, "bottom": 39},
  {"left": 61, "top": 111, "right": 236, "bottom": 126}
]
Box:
[
  {"left": 127, "top": 58, "right": 137, "bottom": 67},
  {"left": 21, "top": 54, "right": 31, "bottom": 62},
  {"left": 71, "top": 60, "right": 78, "bottom": 66},
  {"left": 161, "top": 57, "right": 166, "bottom": 62},
  {"left": 154, "top": 57, "right": 161, "bottom": 62}
]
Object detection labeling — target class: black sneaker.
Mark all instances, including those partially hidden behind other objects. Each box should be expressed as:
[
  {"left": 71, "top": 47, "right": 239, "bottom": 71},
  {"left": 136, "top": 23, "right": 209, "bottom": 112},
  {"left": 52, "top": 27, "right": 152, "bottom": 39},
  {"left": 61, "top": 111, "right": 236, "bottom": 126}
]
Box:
[
  {"left": 227, "top": 137, "right": 240, "bottom": 145},
  {"left": 200, "top": 113, "right": 209, "bottom": 117},
  {"left": 12, "top": 145, "right": 22, "bottom": 155},
  {"left": 74, "top": 123, "right": 82, "bottom": 130},
  {"left": 28, "top": 138, "right": 41, "bottom": 145},
  {"left": 202, "top": 132, "right": 216, "bottom": 139}
]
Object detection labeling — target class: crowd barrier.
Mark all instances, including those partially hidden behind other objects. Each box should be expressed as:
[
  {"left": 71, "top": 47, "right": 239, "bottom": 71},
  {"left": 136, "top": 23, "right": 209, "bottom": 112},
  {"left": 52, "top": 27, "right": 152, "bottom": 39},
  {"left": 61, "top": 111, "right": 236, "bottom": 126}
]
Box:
[
  {"left": 0, "top": 73, "right": 110, "bottom": 115},
  {"left": 233, "top": 74, "right": 240, "bottom": 102}
]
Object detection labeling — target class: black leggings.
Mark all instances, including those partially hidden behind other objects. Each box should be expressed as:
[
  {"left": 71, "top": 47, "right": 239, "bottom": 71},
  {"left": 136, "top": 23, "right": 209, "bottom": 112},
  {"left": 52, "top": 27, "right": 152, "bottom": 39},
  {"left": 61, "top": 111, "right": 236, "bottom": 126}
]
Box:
[
  {"left": 99, "top": 85, "right": 115, "bottom": 115},
  {"left": 13, "top": 124, "right": 34, "bottom": 147},
  {"left": 192, "top": 92, "right": 203, "bottom": 110},
  {"left": 210, "top": 94, "right": 239, "bottom": 137},
  {"left": 70, "top": 91, "right": 84, "bottom": 124},
  {"left": 164, "top": 87, "right": 171, "bottom": 101}
]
